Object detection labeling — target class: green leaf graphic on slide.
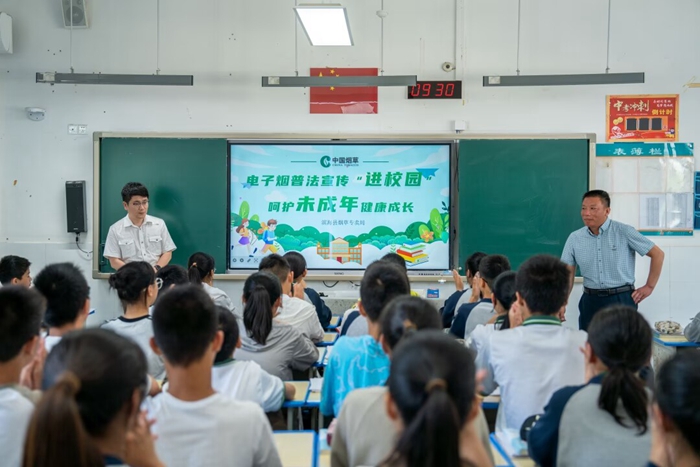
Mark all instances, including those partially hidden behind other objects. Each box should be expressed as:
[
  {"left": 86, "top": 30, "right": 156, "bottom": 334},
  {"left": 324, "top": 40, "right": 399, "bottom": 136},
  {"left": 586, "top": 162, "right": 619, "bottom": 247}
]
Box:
[
  {"left": 239, "top": 201, "right": 250, "bottom": 219},
  {"left": 418, "top": 224, "right": 430, "bottom": 237},
  {"left": 251, "top": 214, "right": 260, "bottom": 222},
  {"left": 430, "top": 208, "right": 444, "bottom": 237}
]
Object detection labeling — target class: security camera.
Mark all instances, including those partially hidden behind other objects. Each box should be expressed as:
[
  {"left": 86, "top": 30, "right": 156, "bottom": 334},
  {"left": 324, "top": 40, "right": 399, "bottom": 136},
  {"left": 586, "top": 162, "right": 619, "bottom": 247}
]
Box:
[
  {"left": 25, "top": 107, "right": 46, "bottom": 121},
  {"left": 442, "top": 62, "right": 455, "bottom": 72}
]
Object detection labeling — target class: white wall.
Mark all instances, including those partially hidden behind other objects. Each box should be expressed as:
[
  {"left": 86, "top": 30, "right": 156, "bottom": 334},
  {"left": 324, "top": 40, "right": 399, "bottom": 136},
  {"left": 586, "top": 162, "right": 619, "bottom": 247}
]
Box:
[{"left": 1, "top": 0, "right": 698, "bottom": 327}]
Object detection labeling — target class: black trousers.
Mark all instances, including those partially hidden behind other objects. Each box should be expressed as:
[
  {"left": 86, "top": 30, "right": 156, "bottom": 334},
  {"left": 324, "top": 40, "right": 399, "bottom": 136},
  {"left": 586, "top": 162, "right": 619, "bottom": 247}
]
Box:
[{"left": 578, "top": 291, "right": 637, "bottom": 331}]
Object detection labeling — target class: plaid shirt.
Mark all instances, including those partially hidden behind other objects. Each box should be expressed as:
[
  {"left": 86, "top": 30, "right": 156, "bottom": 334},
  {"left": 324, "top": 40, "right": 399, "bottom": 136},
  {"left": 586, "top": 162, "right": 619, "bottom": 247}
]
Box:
[{"left": 561, "top": 218, "right": 654, "bottom": 289}]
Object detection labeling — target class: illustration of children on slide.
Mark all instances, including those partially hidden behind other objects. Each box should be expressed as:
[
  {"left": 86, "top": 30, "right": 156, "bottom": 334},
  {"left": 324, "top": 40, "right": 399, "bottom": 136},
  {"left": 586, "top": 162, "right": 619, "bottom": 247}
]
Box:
[
  {"left": 258, "top": 219, "right": 278, "bottom": 254},
  {"left": 235, "top": 218, "right": 256, "bottom": 257}
]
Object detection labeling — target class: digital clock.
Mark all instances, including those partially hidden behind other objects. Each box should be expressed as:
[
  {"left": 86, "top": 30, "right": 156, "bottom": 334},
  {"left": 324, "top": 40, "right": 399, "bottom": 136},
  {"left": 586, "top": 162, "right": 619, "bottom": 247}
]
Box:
[{"left": 407, "top": 81, "right": 462, "bottom": 99}]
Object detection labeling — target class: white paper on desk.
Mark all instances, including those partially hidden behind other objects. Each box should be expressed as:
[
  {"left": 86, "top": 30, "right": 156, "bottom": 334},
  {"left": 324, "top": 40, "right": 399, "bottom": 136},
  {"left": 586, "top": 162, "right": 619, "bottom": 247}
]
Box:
[
  {"left": 666, "top": 157, "right": 694, "bottom": 193},
  {"left": 612, "top": 158, "right": 639, "bottom": 193},
  {"left": 495, "top": 430, "right": 528, "bottom": 458},
  {"left": 666, "top": 193, "right": 693, "bottom": 230},
  {"left": 596, "top": 159, "right": 614, "bottom": 192},
  {"left": 638, "top": 158, "right": 665, "bottom": 193},
  {"left": 639, "top": 194, "right": 665, "bottom": 230},
  {"left": 309, "top": 377, "right": 324, "bottom": 392}
]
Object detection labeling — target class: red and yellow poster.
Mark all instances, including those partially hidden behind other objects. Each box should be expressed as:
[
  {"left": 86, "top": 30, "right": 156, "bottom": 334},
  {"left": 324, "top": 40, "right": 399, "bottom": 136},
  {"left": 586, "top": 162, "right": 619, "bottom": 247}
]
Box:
[
  {"left": 606, "top": 94, "right": 679, "bottom": 142},
  {"left": 310, "top": 67, "right": 378, "bottom": 114}
]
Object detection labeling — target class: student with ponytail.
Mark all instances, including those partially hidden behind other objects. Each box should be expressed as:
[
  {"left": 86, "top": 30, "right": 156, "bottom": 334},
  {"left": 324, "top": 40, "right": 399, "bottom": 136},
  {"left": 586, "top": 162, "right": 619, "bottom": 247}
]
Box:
[
  {"left": 379, "top": 331, "right": 492, "bottom": 467},
  {"left": 102, "top": 261, "right": 165, "bottom": 380},
  {"left": 528, "top": 305, "right": 652, "bottom": 467},
  {"left": 22, "top": 328, "right": 163, "bottom": 467},
  {"left": 332, "top": 297, "right": 493, "bottom": 467},
  {"left": 187, "top": 252, "right": 236, "bottom": 315},
  {"left": 234, "top": 272, "right": 318, "bottom": 380},
  {"left": 649, "top": 352, "right": 700, "bottom": 467}
]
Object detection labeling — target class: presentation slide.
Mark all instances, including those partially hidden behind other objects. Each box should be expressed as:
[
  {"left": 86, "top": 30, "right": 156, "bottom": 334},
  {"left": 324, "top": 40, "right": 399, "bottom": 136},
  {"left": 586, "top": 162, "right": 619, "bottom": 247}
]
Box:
[{"left": 229, "top": 143, "right": 451, "bottom": 271}]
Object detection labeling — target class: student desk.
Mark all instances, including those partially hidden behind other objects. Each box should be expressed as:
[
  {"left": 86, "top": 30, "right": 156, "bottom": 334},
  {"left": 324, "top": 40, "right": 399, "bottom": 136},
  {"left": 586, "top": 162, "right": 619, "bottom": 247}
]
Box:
[
  {"left": 317, "top": 332, "right": 339, "bottom": 347},
  {"left": 273, "top": 431, "right": 318, "bottom": 467},
  {"left": 283, "top": 380, "right": 323, "bottom": 430},
  {"left": 482, "top": 394, "right": 501, "bottom": 410},
  {"left": 326, "top": 315, "right": 342, "bottom": 331},
  {"left": 490, "top": 434, "right": 535, "bottom": 467},
  {"left": 652, "top": 333, "right": 700, "bottom": 370}
]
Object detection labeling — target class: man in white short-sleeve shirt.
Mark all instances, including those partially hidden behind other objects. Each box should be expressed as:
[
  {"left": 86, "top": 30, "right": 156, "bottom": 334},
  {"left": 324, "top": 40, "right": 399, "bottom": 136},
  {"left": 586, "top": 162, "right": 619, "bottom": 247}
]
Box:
[{"left": 104, "top": 182, "right": 176, "bottom": 271}]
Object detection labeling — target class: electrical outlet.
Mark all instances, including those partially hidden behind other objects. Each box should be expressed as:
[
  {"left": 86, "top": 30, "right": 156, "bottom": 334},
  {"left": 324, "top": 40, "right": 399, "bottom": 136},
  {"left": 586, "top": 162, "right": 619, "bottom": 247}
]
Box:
[
  {"left": 78, "top": 125, "right": 88, "bottom": 135},
  {"left": 68, "top": 124, "right": 78, "bottom": 135}
]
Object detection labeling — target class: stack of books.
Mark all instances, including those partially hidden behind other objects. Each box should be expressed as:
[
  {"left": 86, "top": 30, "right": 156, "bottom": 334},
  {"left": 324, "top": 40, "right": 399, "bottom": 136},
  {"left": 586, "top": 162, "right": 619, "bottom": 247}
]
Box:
[{"left": 396, "top": 242, "right": 429, "bottom": 267}]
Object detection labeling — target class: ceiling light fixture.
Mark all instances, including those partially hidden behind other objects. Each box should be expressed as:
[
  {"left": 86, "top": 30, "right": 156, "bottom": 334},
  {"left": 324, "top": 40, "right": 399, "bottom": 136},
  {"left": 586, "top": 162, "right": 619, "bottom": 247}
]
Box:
[{"left": 294, "top": 4, "right": 353, "bottom": 46}]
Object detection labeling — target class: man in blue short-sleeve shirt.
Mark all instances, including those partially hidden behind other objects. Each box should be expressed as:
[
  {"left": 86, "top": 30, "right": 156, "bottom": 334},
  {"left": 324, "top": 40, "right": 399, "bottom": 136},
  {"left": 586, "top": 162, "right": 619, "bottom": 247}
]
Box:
[{"left": 561, "top": 190, "right": 664, "bottom": 331}]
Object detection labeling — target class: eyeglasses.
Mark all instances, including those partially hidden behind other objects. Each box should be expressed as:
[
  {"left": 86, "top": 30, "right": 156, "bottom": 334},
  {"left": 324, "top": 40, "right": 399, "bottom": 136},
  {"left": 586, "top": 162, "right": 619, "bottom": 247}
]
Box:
[
  {"left": 155, "top": 277, "right": 163, "bottom": 290},
  {"left": 131, "top": 200, "right": 149, "bottom": 208}
]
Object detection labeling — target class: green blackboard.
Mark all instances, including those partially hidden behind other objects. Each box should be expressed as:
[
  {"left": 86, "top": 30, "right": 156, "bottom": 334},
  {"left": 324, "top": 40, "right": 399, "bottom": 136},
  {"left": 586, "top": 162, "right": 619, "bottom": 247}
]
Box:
[
  {"left": 457, "top": 139, "right": 590, "bottom": 270},
  {"left": 98, "top": 138, "right": 228, "bottom": 273}
]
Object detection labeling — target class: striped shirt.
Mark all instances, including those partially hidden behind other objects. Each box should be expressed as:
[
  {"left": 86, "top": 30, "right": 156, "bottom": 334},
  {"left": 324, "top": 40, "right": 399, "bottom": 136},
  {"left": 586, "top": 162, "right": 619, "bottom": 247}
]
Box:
[{"left": 561, "top": 218, "right": 654, "bottom": 289}]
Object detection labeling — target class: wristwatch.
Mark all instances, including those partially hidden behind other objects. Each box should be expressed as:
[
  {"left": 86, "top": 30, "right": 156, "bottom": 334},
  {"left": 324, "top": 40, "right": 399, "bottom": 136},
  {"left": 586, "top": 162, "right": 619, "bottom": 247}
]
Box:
[{"left": 155, "top": 265, "right": 162, "bottom": 272}]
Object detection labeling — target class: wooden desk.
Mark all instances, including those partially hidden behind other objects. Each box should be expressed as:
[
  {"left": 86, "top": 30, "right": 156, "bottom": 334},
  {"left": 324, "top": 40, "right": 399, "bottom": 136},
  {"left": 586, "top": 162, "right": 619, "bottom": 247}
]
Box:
[
  {"left": 490, "top": 434, "right": 535, "bottom": 467},
  {"left": 317, "top": 332, "right": 338, "bottom": 347},
  {"left": 273, "top": 431, "right": 317, "bottom": 467},
  {"left": 284, "top": 381, "right": 310, "bottom": 429},
  {"left": 652, "top": 332, "right": 700, "bottom": 369},
  {"left": 482, "top": 394, "right": 500, "bottom": 410},
  {"left": 326, "top": 315, "right": 342, "bottom": 330}
]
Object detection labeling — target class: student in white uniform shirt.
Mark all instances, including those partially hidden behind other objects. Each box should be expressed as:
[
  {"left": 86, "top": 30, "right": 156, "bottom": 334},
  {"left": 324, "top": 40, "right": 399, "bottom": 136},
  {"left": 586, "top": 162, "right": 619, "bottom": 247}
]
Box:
[
  {"left": 466, "top": 271, "right": 516, "bottom": 358},
  {"left": 478, "top": 254, "right": 587, "bottom": 439},
  {"left": 236, "top": 271, "right": 319, "bottom": 381},
  {"left": 187, "top": 252, "right": 237, "bottom": 316},
  {"left": 101, "top": 261, "right": 166, "bottom": 380},
  {"left": 148, "top": 284, "right": 282, "bottom": 467},
  {"left": 23, "top": 328, "right": 165, "bottom": 467},
  {"left": 0, "top": 287, "right": 45, "bottom": 467},
  {"left": 213, "top": 306, "right": 295, "bottom": 412},
  {"left": 33, "top": 263, "right": 91, "bottom": 353},
  {"left": 103, "top": 182, "right": 176, "bottom": 271},
  {"left": 259, "top": 254, "right": 324, "bottom": 343}
]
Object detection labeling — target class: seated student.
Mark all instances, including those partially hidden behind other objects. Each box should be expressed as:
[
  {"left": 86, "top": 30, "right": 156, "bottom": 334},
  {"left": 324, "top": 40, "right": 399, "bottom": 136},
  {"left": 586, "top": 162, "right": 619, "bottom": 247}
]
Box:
[
  {"left": 33, "top": 263, "right": 91, "bottom": 353},
  {"left": 321, "top": 261, "right": 410, "bottom": 418},
  {"left": 148, "top": 284, "right": 282, "bottom": 467},
  {"left": 478, "top": 254, "right": 587, "bottom": 438},
  {"left": 259, "top": 254, "right": 324, "bottom": 342},
  {"left": 379, "top": 331, "right": 493, "bottom": 467},
  {"left": 0, "top": 255, "right": 32, "bottom": 287},
  {"left": 528, "top": 306, "right": 652, "bottom": 467},
  {"left": 440, "top": 251, "right": 487, "bottom": 328},
  {"left": 466, "top": 270, "right": 516, "bottom": 358},
  {"left": 23, "top": 328, "right": 163, "bottom": 467},
  {"left": 188, "top": 252, "right": 237, "bottom": 315},
  {"left": 235, "top": 271, "right": 318, "bottom": 381},
  {"left": 648, "top": 352, "right": 700, "bottom": 467},
  {"left": 0, "top": 287, "right": 44, "bottom": 467},
  {"left": 212, "top": 306, "right": 295, "bottom": 412},
  {"left": 101, "top": 261, "right": 166, "bottom": 380},
  {"left": 157, "top": 264, "right": 189, "bottom": 290},
  {"left": 284, "top": 251, "right": 332, "bottom": 329},
  {"left": 331, "top": 296, "right": 493, "bottom": 467},
  {"left": 450, "top": 254, "right": 511, "bottom": 338},
  {"left": 340, "top": 253, "right": 415, "bottom": 337}
]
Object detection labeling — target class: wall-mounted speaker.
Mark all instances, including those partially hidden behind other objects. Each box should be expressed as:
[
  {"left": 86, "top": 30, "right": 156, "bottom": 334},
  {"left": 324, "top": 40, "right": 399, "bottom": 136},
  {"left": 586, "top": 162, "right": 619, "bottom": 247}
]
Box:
[
  {"left": 61, "top": 0, "right": 88, "bottom": 29},
  {"left": 66, "top": 181, "right": 87, "bottom": 233}
]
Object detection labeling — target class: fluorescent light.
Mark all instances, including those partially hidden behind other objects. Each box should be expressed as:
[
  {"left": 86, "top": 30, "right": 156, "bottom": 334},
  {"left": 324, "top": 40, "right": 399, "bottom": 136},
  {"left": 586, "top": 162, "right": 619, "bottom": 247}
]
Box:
[
  {"left": 483, "top": 72, "right": 645, "bottom": 87},
  {"left": 36, "top": 72, "right": 193, "bottom": 86},
  {"left": 294, "top": 5, "right": 353, "bottom": 46},
  {"left": 262, "top": 75, "right": 416, "bottom": 87}
]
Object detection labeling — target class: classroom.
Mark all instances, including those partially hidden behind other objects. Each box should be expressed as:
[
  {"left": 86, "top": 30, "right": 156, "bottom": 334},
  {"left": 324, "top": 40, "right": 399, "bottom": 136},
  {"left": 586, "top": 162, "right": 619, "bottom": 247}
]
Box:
[{"left": 1, "top": 0, "right": 700, "bottom": 466}]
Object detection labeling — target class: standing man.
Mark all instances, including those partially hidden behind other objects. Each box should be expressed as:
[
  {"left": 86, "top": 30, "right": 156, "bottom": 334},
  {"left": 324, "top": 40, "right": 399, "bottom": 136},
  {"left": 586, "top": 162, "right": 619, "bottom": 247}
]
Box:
[
  {"left": 104, "top": 182, "right": 176, "bottom": 271},
  {"left": 561, "top": 190, "right": 664, "bottom": 331}
]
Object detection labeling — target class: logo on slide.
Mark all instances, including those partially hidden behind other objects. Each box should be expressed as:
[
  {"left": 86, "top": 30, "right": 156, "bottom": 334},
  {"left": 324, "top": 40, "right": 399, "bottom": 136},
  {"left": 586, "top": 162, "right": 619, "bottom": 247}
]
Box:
[{"left": 320, "top": 155, "right": 331, "bottom": 168}]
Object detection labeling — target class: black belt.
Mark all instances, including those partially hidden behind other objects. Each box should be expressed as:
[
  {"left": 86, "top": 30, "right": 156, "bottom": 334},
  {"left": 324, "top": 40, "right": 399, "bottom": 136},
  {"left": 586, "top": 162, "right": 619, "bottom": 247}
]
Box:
[{"left": 583, "top": 285, "right": 634, "bottom": 297}]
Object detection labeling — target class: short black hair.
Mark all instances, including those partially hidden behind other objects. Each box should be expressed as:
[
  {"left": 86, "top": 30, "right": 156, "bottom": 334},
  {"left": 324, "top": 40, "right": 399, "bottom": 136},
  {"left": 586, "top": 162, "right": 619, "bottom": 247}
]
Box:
[
  {"left": 478, "top": 254, "right": 511, "bottom": 290},
  {"left": 380, "top": 296, "right": 441, "bottom": 350},
  {"left": 108, "top": 261, "right": 155, "bottom": 309},
  {"left": 121, "top": 182, "right": 149, "bottom": 204},
  {"left": 215, "top": 306, "right": 239, "bottom": 363},
  {"left": 157, "top": 265, "right": 189, "bottom": 290},
  {"left": 0, "top": 255, "right": 31, "bottom": 285},
  {"left": 516, "top": 255, "right": 569, "bottom": 315},
  {"left": 464, "top": 252, "right": 486, "bottom": 277},
  {"left": 583, "top": 190, "right": 611, "bottom": 208},
  {"left": 382, "top": 253, "right": 408, "bottom": 273},
  {"left": 0, "top": 287, "right": 45, "bottom": 362},
  {"left": 492, "top": 271, "right": 517, "bottom": 311},
  {"left": 283, "top": 251, "right": 307, "bottom": 280},
  {"left": 259, "top": 254, "right": 290, "bottom": 285},
  {"left": 33, "top": 263, "right": 90, "bottom": 328},
  {"left": 360, "top": 261, "right": 411, "bottom": 322},
  {"left": 152, "top": 284, "right": 218, "bottom": 367}
]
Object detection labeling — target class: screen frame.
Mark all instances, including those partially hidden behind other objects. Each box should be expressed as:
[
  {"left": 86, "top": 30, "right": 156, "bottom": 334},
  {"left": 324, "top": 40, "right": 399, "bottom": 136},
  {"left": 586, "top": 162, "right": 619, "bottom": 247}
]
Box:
[{"left": 226, "top": 139, "right": 457, "bottom": 278}]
